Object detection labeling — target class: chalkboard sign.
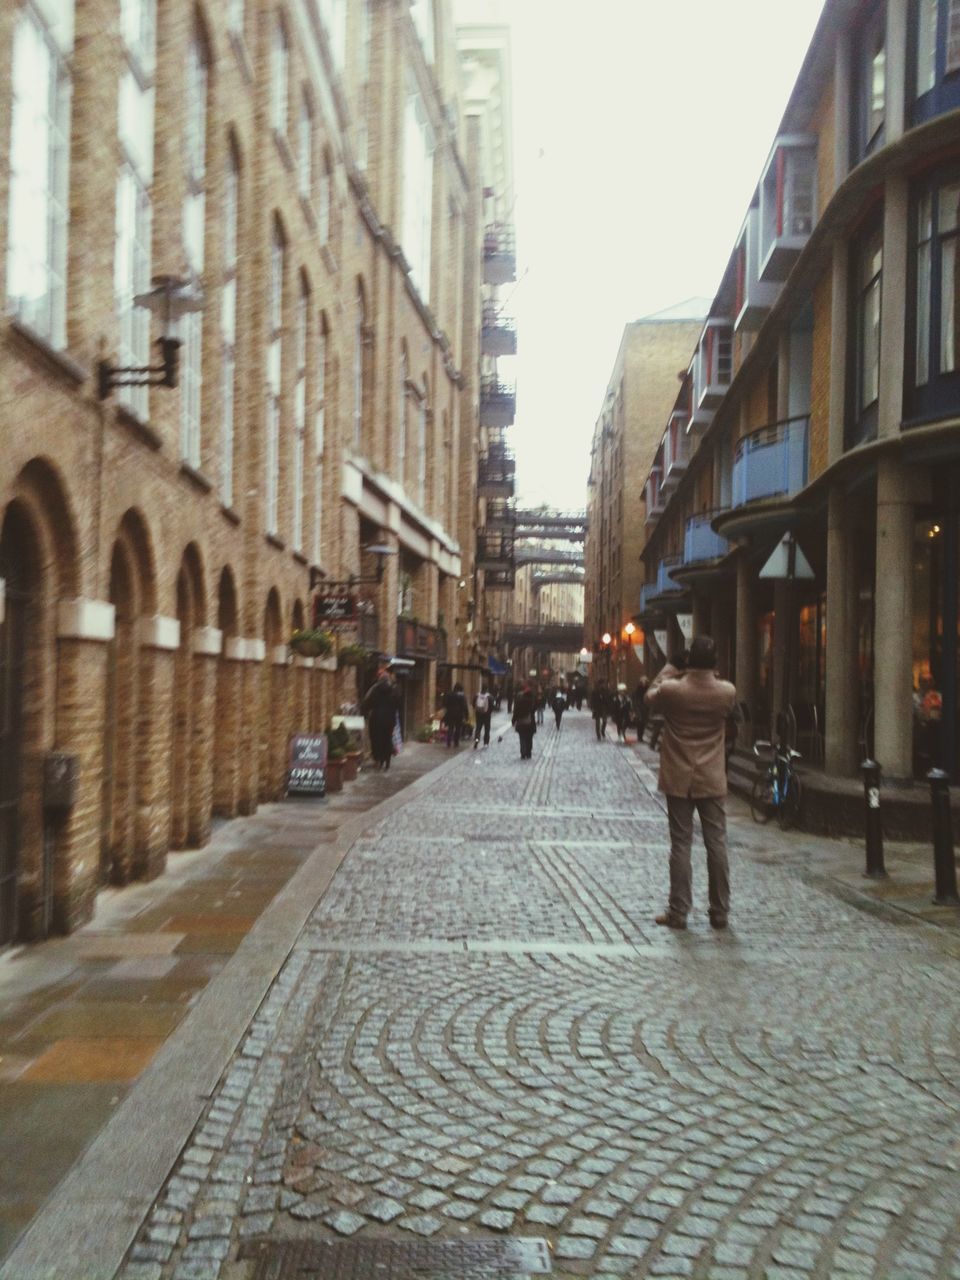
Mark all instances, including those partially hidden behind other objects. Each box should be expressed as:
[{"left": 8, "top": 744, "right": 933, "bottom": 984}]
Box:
[{"left": 287, "top": 733, "right": 327, "bottom": 796}]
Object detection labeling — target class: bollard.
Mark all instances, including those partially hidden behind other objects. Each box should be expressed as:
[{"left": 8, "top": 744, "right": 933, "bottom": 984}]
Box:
[
  {"left": 861, "top": 759, "right": 886, "bottom": 879},
  {"left": 927, "top": 769, "right": 960, "bottom": 905}
]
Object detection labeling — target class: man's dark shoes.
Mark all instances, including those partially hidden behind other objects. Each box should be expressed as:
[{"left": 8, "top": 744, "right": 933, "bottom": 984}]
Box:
[
  {"left": 654, "top": 912, "right": 687, "bottom": 930},
  {"left": 709, "top": 913, "right": 728, "bottom": 930}
]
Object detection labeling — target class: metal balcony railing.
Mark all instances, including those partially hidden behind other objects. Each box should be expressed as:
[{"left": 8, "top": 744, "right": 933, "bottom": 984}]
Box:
[
  {"left": 732, "top": 415, "right": 809, "bottom": 507},
  {"left": 655, "top": 556, "right": 684, "bottom": 595},
  {"left": 481, "top": 306, "right": 518, "bottom": 357},
  {"left": 476, "top": 530, "right": 516, "bottom": 568},
  {"left": 482, "top": 222, "right": 517, "bottom": 285},
  {"left": 485, "top": 499, "right": 517, "bottom": 530},
  {"left": 480, "top": 376, "right": 516, "bottom": 427},
  {"left": 395, "top": 619, "right": 444, "bottom": 660},
  {"left": 683, "top": 512, "right": 730, "bottom": 565}
]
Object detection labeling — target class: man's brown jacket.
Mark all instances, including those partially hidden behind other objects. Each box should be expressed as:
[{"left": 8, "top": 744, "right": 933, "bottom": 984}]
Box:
[{"left": 645, "top": 666, "right": 737, "bottom": 798}]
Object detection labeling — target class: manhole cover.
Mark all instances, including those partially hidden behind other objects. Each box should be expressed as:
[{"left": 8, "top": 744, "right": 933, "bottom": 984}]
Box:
[{"left": 238, "top": 1237, "right": 552, "bottom": 1280}]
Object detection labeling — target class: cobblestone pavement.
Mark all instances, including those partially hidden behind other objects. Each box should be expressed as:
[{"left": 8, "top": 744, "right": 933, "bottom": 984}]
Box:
[{"left": 120, "top": 711, "right": 960, "bottom": 1280}]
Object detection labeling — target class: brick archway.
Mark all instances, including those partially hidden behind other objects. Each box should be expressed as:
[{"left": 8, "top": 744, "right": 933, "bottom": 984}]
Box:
[
  {"left": 259, "top": 589, "right": 285, "bottom": 802},
  {"left": 213, "top": 567, "right": 241, "bottom": 817},
  {"left": 170, "top": 544, "right": 208, "bottom": 848}
]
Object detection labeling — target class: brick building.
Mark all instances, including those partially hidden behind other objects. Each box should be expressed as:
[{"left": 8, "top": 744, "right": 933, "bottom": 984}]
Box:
[
  {"left": 584, "top": 304, "right": 708, "bottom": 691},
  {"left": 0, "top": 0, "right": 506, "bottom": 943},
  {"left": 637, "top": 0, "right": 960, "bottom": 790}
]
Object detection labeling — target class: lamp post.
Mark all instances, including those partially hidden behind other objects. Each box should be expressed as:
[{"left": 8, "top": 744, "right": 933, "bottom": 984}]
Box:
[{"left": 98, "top": 275, "right": 204, "bottom": 399}]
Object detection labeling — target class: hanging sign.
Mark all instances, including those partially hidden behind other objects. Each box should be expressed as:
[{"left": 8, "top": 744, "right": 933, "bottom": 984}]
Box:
[
  {"left": 759, "top": 533, "right": 815, "bottom": 580},
  {"left": 654, "top": 630, "right": 668, "bottom": 655},
  {"left": 677, "top": 613, "right": 694, "bottom": 643},
  {"left": 633, "top": 642, "right": 645, "bottom": 664},
  {"left": 313, "top": 594, "right": 357, "bottom": 625}
]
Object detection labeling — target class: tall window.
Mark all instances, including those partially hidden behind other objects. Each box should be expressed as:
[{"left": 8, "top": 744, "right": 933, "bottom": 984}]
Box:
[
  {"left": 398, "top": 346, "right": 408, "bottom": 483},
  {"left": 271, "top": 17, "right": 288, "bottom": 135},
  {"left": 313, "top": 322, "right": 326, "bottom": 565},
  {"left": 417, "top": 381, "right": 428, "bottom": 505},
  {"left": 353, "top": 285, "right": 365, "bottom": 451},
  {"left": 228, "top": 0, "right": 244, "bottom": 39},
  {"left": 293, "top": 279, "right": 308, "bottom": 553},
  {"left": 848, "top": 222, "right": 883, "bottom": 446},
  {"left": 298, "top": 91, "right": 312, "bottom": 200},
  {"left": 318, "top": 0, "right": 346, "bottom": 71},
  {"left": 410, "top": 0, "right": 434, "bottom": 63},
  {"left": 913, "top": 0, "right": 960, "bottom": 123},
  {"left": 402, "top": 79, "right": 435, "bottom": 302},
  {"left": 266, "top": 223, "right": 284, "bottom": 536},
  {"left": 115, "top": 0, "right": 156, "bottom": 420},
  {"left": 221, "top": 144, "right": 239, "bottom": 507},
  {"left": 910, "top": 172, "right": 960, "bottom": 418},
  {"left": 318, "top": 151, "right": 331, "bottom": 245},
  {"left": 180, "top": 27, "right": 208, "bottom": 466},
  {"left": 356, "top": 0, "right": 372, "bottom": 170},
  {"left": 6, "top": 0, "right": 73, "bottom": 347},
  {"left": 853, "top": 4, "right": 885, "bottom": 161}
]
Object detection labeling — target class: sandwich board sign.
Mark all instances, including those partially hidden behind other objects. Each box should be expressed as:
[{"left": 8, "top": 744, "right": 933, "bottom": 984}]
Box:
[{"left": 287, "top": 733, "right": 327, "bottom": 796}]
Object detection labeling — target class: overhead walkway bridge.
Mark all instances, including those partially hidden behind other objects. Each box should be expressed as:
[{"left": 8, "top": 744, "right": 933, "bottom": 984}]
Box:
[{"left": 501, "top": 623, "right": 585, "bottom": 651}]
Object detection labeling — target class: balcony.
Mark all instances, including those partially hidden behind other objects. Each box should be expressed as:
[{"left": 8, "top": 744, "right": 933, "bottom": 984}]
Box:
[
  {"left": 683, "top": 512, "right": 730, "bottom": 565},
  {"left": 478, "top": 447, "right": 516, "bottom": 498},
  {"left": 484, "top": 566, "right": 516, "bottom": 590},
  {"left": 483, "top": 222, "right": 516, "bottom": 285},
  {"left": 644, "top": 466, "right": 665, "bottom": 526},
  {"left": 732, "top": 415, "right": 809, "bottom": 507},
  {"left": 661, "top": 412, "right": 691, "bottom": 496},
  {"left": 480, "top": 376, "right": 516, "bottom": 428},
  {"left": 639, "top": 582, "right": 659, "bottom": 613},
  {"left": 734, "top": 205, "right": 781, "bottom": 331},
  {"left": 485, "top": 498, "right": 516, "bottom": 530},
  {"left": 476, "top": 528, "right": 516, "bottom": 570},
  {"left": 395, "top": 619, "right": 445, "bottom": 661},
  {"left": 758, "top": 136, "right": 817, "bottom": 283},
  {"left": 692, "top": 320, "right": 733, "bottom": 427},
  {"left": 654, "top": 555, "right": 684, "bottom": 596},
  {"left": 481, "top": 304, "right": 517, "bottom": 357}
]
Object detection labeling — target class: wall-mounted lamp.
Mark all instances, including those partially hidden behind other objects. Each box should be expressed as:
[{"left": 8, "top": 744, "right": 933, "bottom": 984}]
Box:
[
  {"left": 310, "top": 541, "right": 396, "bottom": 592},
  {"left": 98, "top": 275, "right": 204, "bottom": 399}
]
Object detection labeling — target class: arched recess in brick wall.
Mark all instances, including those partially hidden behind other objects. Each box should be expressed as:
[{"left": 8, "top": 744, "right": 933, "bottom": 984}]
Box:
[
  {"left": 0, "top": 457, "right": 79, "bottom": 943},
  {"left": 290, "top": 596, "right": 309, "bottom": 737},
  {"left": 101, "top": 510, "right": 157, "bottom": 887},
  {"left": 259, "top": 588, "right": 284, "bottom": 802},
  {"left": 213, "top": 567, "right": 241, "bottom": 817},
  {"left": 169, "top": 544, "right": 208, "bottom": 849}
]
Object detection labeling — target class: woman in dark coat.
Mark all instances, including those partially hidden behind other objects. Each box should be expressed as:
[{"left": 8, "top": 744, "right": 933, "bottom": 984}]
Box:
[
  {"left": 362, "top": 659, "right": 400, "bottom": 770},
  {"left": 512, "top": 682, "right": 537, "bottom": 760}
]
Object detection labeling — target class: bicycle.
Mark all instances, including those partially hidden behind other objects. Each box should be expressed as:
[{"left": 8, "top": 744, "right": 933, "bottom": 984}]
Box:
[{"left": 750, "top": 739, "right": 803, "bottom": 829}]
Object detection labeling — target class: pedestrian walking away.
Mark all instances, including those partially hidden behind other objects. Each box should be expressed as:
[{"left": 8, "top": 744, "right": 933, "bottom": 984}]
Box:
[
  {"left": 590, "top": 681, "right": 609, "bottom": 740},
  {"left": 473, "top": 684, "right": 493, "bottom": 747},
  {"left": 442, "top": 683, "right": 469, "bottom": 748},
  {"left": 361, "top": 657, "right": 401, "bottom": 771},
  {"left": 512, "top": 682, "right": 537, "bottom": 759},
  {"left": 551, "top": 686, "right": 566, "bottom": 730},
  {"left": 612, "top": 684, "right": 630, "bottom": 742},
  {"left": 644, "top": 635, "right": 737, "bottom": 930}
]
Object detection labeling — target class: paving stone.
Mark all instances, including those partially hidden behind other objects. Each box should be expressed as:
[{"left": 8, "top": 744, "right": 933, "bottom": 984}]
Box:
[
  {"left": 555, "top": 1236, "right": 597, "bottom": 1260},
  {"left": 478, "top": 1208, "right": 515, "bottom": 1231},
  {"left": 324, "top": 1210, "right": 366, "bottom": 1236}
]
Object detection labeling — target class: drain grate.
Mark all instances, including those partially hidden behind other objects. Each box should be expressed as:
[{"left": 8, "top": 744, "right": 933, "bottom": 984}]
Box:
[{"left": 238, "top": 1236, "right": 552, "bottom": 1280}]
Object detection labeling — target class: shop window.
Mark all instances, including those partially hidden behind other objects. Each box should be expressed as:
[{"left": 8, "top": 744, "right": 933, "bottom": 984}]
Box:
[
  {"left": 912, "top": 515, "right": 945, "bottom": 776},
  {"left": 908, "top": 169, "right": 960, "bottom": 421}
]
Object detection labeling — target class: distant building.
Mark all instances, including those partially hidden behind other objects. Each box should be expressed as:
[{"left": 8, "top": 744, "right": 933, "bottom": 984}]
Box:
[{"left": 585, "top": 302, "right": 709, "bottom": 687}]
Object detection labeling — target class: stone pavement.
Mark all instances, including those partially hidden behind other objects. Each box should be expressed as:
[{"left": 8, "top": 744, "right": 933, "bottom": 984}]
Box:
[
  {"left": 0, "top": 741, "right": 447, "bottom": 1273},
  {"left": 8, "top": 709, "right": 960, "bottom": 1279}
]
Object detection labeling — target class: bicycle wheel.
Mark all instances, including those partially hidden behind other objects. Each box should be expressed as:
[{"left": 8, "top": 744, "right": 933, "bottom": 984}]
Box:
[
  {"left": 779, "top": 771, "right": 802, "bottom": 830},
  {"left": 750, "top": 772, "right": 776, "bottom": 824}
]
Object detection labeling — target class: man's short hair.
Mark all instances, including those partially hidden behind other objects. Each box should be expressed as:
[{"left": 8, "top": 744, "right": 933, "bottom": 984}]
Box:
[{"left": 688, "top": 636, "right": 717, "bottom": 670}]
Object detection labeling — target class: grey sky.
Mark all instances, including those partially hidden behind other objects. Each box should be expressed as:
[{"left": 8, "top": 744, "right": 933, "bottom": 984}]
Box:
[{"left": 499, "top": 0, "right": 828, "bottom": 511}]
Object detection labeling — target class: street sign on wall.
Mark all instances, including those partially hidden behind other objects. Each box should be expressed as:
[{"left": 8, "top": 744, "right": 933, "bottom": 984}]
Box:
[{"left": 314, "top": 594, "right": 356, "bottom": 625}]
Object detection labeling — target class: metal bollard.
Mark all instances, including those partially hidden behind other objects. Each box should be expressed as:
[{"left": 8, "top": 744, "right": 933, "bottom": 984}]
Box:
[
  {"left": 861, "top": 759, "right": 886, "bottom": 879},
  {"left": 927, "top": 769, "right": 960, "bottom": 905}
]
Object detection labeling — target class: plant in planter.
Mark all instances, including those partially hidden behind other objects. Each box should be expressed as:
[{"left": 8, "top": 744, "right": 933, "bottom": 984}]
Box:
[
  {"left": 337, "top": 642, "right": 374, "bottom": 669},
  {"left": 414, "top": 722, "right": 435, "bottom": 743},
  {"left": 343, "top": 728, "right": 363, "bottom": 780},
  {"left": 290, "top": 627, "right": 334, "bottom": 658},
  {"left": 325, "top": 721, "right": 349, "bottom": 791}
]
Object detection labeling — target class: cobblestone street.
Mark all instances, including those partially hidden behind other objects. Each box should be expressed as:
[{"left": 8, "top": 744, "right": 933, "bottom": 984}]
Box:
[{"left": 107, "top": 711, "right": 960, "bottom": 1278}]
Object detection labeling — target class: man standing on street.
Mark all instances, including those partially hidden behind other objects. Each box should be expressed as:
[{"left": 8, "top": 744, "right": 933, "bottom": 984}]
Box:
[
  {"left": 473, "top": 684, "right": 492, "bottom": 748},
  {"left": 644, "top": 635, "right": 737, "bottom": 930}
]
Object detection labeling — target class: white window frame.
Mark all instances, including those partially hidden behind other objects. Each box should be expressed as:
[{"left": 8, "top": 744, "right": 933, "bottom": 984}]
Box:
[
  {"left": 5, "top": 2, "right": 73, "bottom": 348},
  {"left": 313, "top": 323, "right": 326, "bottom": 565},
  {"left": 293, "top": 280, "right": 308, "bottom": 553},
  {"left": 271, "top": 16, "right": 289, "bottom": 136},
  {"left": 353, "top": 286, "right": 364, "bottom": 452},
  {"left": 220, "top": 145, "right": 239, "bottom": 507},
  {"left": 180, "top": 27, "right": 208, "bottom": 467},
  {"left": 298, "top": 90, "right": 312, "bottom": 200},
  {"left": 265, "top": 224, "right": 284, "bottom": 536}
]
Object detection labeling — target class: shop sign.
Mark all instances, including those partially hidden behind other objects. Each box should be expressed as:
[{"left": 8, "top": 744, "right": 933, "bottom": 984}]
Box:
[
  {"left": 314, "top": 594, "right": 357, "bottom": 625},
  {"left": 654, "top": 629, "right": 668, "bottom": 655},
  {"left": 677, "top": 613, "right": 694, "bottom": 642}
]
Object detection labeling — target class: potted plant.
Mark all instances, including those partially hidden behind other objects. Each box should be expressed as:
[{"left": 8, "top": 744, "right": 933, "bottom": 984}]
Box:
[
  {"left": 338, "top": 642, "right": 374, "bottom": 669},
  {"left": 343, "top": 729, "right": 363, "bottom": 780},
  {"left": 290, "top": 627, "right": 334, "bottom": 658},
  {"left": 326, "top": 722, "right": 350, "bottom": 791}
]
